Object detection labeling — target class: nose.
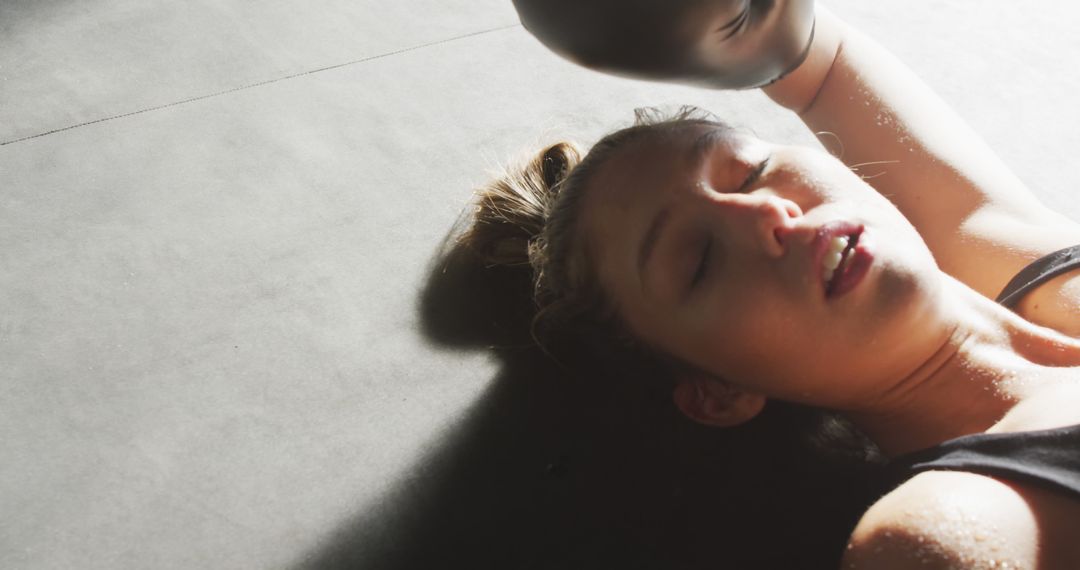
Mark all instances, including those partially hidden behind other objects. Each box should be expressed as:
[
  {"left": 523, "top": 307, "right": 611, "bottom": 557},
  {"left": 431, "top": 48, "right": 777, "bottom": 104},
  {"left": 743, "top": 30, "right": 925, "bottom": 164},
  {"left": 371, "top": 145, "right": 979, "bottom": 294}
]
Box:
[
  {"left": 715, "top": 194, "right": 803, "bottom": 258},
  {"left": 761, "top": 196, "right": 804, "bottom": 257}
]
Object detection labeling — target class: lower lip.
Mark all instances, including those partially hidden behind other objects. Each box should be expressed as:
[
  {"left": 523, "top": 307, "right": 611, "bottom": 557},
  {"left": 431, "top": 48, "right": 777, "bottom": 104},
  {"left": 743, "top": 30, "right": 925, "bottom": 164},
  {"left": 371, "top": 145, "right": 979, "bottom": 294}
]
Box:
[{"left": 826, "top": 237, "right": 874, "bottom": 300}]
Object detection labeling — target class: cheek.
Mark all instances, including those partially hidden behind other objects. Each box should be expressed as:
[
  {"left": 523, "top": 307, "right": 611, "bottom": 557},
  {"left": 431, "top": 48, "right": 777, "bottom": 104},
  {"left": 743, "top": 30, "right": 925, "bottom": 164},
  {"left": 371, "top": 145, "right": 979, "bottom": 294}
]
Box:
[
  {"left": 684, "top": 265, "right": 924, "bottom": 396},
  {"left": 681, "top": 284, "right": 807, "bottom": 380},
  {"left": 781, "top": 148, "right": 876, "bottom": 203}
]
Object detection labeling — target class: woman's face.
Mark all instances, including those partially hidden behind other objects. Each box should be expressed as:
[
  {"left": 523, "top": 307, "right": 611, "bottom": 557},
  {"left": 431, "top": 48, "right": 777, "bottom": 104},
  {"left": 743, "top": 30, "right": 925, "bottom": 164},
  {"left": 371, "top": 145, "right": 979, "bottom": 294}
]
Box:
[{"left": 580, "top": 124, "right": 950, "bottom": 409}]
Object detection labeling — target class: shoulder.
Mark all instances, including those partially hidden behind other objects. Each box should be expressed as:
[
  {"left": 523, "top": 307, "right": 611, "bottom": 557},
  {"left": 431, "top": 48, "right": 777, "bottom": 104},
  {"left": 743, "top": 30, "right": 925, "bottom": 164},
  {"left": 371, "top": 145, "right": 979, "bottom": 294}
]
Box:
[
  {"left": 958, "top": 207, "right": 1080, "bottom": 326},
  {"left": 841, "top": 470, "right": 1038, "bottom": 570}
]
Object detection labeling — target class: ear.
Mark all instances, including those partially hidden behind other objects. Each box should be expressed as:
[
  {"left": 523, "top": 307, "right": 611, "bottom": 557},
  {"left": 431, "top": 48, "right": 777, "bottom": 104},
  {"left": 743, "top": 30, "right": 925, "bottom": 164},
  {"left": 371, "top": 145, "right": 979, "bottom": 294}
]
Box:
[{"left": 671, "top": 373, "right": 766, "bottom": 428}]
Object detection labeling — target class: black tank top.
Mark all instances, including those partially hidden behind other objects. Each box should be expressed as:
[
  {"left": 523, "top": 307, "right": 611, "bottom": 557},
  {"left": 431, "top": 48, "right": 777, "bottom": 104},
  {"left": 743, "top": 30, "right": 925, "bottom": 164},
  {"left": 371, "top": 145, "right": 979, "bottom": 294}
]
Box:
[{"left": 884, "top": 244, "right": 1080, "bottom": 499}]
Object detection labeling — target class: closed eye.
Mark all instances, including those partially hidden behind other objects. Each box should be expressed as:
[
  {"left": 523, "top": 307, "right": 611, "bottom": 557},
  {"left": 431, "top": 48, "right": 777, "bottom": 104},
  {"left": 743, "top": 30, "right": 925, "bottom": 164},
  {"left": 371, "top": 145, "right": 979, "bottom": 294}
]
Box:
[
  {"left": 690, "top": 236, "right": 712, "bottom": 289},
  {"left": 717, "top": 1, "right": 751, "bottom": 41},
  {"left": 738, "top": 157, "right": 770, "bottom": 192},
  {"left": 687, "top": 157, "right": 766, "bottom": 291}
]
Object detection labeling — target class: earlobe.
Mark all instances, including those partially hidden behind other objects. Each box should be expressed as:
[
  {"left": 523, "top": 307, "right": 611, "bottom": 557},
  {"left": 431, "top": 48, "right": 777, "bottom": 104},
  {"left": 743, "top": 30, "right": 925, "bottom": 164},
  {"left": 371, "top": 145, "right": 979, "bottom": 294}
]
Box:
[{"left": 672, "top": 375, "right": 767, "bottom": 427}]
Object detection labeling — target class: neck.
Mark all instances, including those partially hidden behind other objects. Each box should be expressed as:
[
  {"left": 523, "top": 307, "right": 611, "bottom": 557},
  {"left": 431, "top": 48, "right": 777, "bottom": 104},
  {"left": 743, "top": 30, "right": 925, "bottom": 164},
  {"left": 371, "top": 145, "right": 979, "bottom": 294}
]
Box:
[{"left": 845, "top": 275, "right": 1080, "bottom": 456}]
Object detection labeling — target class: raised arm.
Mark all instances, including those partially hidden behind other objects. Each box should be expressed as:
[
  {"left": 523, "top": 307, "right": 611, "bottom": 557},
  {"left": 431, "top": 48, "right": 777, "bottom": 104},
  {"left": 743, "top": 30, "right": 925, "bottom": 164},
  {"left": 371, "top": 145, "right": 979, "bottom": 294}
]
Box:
[
  {"left": 763, "top": 6, "right": 1080, "bottom": 334},
  {"left": 512, "top": 0, "right": 1080, "bottom": 335}
]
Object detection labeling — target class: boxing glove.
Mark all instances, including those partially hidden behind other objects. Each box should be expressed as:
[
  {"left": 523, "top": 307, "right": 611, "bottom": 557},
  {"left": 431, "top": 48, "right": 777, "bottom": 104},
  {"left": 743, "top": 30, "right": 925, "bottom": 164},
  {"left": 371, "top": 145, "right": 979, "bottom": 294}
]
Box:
[{"left": 512, "top": 0, "right": 816, "bottom": 89}]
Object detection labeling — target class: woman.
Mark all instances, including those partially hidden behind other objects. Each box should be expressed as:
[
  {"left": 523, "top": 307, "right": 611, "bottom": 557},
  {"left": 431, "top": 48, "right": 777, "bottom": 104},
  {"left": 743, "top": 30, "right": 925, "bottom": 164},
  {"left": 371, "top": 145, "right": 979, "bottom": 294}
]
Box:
[{"left": 464, "top": 3, "right": 1080, "bottom": 568}]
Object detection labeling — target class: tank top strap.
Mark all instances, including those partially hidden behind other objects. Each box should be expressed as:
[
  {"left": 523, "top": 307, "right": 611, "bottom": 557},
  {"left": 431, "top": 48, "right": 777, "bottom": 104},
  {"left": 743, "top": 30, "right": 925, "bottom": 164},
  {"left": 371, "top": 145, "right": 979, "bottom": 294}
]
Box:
[
  {"left": 882, "top": 424, "right": 1080, "bottom": 500},
  {"left": 995, "top": 244, "right": 1080, "bottom": 308}
]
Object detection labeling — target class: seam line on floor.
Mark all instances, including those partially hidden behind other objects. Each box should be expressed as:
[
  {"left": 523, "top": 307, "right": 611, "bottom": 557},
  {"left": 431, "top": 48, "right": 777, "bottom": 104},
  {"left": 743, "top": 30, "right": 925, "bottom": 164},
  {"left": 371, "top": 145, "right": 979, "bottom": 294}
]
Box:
[{"left": 0, "top": 23, "right": 521, "bottom": 147}]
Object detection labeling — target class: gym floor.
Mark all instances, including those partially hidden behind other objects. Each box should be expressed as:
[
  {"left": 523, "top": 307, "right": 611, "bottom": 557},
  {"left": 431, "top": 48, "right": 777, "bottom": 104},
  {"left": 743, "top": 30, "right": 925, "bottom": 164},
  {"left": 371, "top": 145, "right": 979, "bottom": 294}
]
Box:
[{"left": 3, "top": 1, "right": 1078, "bottom": 568}]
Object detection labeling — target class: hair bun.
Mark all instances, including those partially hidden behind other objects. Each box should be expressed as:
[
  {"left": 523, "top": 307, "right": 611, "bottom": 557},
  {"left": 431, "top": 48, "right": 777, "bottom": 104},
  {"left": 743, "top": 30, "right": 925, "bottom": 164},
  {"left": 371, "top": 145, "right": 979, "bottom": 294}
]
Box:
[
  {"left": 541, "top": 142, "right": 574, "bottom": 191},
  {"left": 459, "top": 141, "right": 582, "bottom": 269}
]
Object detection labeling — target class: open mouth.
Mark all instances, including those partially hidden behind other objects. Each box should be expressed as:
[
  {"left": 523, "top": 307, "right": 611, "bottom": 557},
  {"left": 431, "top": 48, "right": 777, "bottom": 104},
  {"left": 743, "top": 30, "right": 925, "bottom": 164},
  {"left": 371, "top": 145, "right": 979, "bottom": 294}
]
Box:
[{"left": 822, "top": 230, "right": 863, "bottom": 296}]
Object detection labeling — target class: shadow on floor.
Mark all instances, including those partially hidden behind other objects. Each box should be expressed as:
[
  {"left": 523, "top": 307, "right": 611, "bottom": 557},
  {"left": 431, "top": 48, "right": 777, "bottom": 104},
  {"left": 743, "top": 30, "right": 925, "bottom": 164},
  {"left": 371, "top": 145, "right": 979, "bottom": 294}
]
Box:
[{"left": 292, "top": 236, "right": 885, "bottom": 570}]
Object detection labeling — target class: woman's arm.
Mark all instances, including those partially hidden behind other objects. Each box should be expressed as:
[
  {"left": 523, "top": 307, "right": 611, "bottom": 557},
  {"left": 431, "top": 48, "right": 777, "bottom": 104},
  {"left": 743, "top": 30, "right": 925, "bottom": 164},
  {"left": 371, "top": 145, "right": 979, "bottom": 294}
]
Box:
[
  {"left": 842, "top": 469, "right": 1080, "bottom": 569},
  {"left": 764, "top": 6, "right": 1080, "bottom": 335}
]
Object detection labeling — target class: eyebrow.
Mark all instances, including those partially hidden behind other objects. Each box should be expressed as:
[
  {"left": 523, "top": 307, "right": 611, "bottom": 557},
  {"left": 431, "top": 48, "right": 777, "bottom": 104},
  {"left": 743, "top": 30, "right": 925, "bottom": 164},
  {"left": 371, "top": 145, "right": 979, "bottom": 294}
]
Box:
[
  {"left": 715, "top": 3, "right": 751, "bottom": 39},
  {"left": 635, "top": 129, "right": 728, "bottom": 290},
  {"left": 690, "top": 127, "right": 730, "bottom": 160}
]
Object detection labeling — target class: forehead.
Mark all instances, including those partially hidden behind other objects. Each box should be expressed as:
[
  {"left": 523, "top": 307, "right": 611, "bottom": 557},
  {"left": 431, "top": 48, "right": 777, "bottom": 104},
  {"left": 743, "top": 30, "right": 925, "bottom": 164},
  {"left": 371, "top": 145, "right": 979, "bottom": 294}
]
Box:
[
  {"left": 582, "top": 122, "right": 741, "bottom": 220},
  {"left": 575, "top": 122, "right": 743, "bottom": 312}
]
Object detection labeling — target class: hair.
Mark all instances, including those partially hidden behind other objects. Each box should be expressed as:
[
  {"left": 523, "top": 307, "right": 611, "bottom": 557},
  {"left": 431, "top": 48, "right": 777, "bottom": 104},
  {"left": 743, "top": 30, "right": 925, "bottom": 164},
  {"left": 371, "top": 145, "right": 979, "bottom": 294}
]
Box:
[{"left": 458, "top": 106, "right": 728, "bottom": 369}]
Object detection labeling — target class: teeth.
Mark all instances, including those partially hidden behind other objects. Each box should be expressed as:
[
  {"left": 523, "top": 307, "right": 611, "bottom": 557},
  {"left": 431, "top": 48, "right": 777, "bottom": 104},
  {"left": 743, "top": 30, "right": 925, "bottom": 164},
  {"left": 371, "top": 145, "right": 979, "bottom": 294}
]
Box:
[{"left": 822, "top": 236, "right": 850, "bottom": 284}]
